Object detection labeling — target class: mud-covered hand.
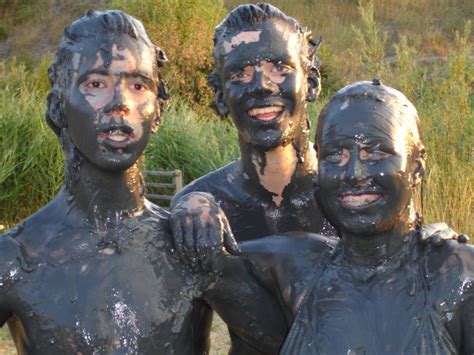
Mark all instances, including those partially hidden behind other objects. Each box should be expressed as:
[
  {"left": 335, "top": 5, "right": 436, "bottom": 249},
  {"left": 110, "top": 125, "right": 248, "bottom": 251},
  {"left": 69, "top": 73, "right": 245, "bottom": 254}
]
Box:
[
  {"left": 418, "top": 222, "right": 470, "bottom": 246},
  {"left": 170, "top": 192, "right": 240, "bottom": 272}
]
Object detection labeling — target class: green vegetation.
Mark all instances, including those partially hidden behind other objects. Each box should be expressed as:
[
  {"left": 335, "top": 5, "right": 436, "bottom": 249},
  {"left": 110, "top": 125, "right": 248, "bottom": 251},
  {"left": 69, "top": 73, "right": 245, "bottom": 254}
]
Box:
[
  {"left": 112, "top": 0, "right": 227, "bottom": 108},
  {"left": 0, "top": 58, "right": 63, "bottom": 228},
  {"left": 145, "top": 100, "right": 239, "bottom": 185}
]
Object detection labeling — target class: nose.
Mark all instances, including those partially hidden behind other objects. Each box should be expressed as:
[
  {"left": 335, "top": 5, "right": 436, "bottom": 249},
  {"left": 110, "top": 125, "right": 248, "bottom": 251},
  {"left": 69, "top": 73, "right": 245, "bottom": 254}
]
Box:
[
  {"left": 247, "top": 70, "right": 277, "bottom": 98},
  {"left": 344, "top": 152, "right": 370, "bottom": 186},
  {"left": 103, "top": 83, "right": 130, "bottom": 116}
]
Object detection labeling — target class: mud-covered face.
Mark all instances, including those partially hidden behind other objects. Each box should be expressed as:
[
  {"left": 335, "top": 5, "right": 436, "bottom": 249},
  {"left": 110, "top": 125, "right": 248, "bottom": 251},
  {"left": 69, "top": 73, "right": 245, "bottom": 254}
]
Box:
[
  {"left": 218, "top": 21, "right": 308, "bottom": 150},
  {"left": 317, "top": 100, "right": 418, "bottom": 236},
  {"left": 64, "top": 34, "right": 158, "bottom": 171}
]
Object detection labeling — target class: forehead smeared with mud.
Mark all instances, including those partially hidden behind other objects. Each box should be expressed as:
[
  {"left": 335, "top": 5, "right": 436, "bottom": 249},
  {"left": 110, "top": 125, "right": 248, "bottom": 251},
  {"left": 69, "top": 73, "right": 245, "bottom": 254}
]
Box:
[
  {"left": 316, "top": 80, "right": 423, "bottom": 153},
  {"left": 49, "top": 10, "right": 154, "bottom": 91},
  {"left": 208, "top": 2, "right": 320, "bottom": 95},
  {"left": 213, "top": 3, "right": 306, "bottom": 59}
]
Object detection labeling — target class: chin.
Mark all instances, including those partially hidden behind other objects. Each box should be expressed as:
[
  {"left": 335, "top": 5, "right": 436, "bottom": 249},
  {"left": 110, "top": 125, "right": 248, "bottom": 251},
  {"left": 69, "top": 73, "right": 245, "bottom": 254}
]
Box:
[
  {"left": 248, "top": 130, "right": 290, "bottom": 151},
  {"left": 92, "top": 153, "right": 138, "bottom": 172}
]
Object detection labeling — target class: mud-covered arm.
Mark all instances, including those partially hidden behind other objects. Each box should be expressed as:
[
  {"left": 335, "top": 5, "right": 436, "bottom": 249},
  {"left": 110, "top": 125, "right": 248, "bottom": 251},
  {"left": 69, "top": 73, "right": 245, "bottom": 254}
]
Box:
[
  {"left": 170, "top": 192, "right": 240, "bottom": 271},
  {"left": 203, "top": 253, "right": 288, "bottom": 354},
  {"left": 461, "top": 288, "right": 474, "bottom": 354},
  {"left": 418, "top": 222, "right": 469, "bottom": 246},
  {"left": 460, "top": 246, "right": 474, "bottom": 354},
  {"left": 0, "top": 235, "right": 19, "bottom": 326}
]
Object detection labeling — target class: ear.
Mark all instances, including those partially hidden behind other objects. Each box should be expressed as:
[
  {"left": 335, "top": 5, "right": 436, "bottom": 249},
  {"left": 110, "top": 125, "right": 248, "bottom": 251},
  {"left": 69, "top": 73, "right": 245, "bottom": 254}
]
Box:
[
  {"left": 208, "top": 71, "right": 229, "bottom": 116},
  {"left": 46, "top": 90, "right": 66, "bottom": 136},
  {"left": 412, "top": 153, "right": 425, "bottom": 187},
  {"left": 156, "top": 46, "right": 168, "bottom": 68},
  {"left": 151, "top": 114, "right": 160, "bottom": 133},
  {"left": 215, "top": 89, "right": 229, "bottom": 116},
  {"left": 153, "top": 75, "right": 171, "bottom": 134},
  {"left": 306, "top": 67, "right": 321, "bottom": 102}
]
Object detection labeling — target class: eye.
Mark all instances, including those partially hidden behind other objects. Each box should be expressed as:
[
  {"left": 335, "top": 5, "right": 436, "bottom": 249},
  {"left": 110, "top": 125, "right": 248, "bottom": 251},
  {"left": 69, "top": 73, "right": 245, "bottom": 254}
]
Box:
[
  {"left": 273, "top": 63, "right": 292, "bottom": 73},
  {"left": 86, "top": 81, "right": 106, "bottom": 89},
  {"left": 230, "top": 70, "right": 247, "bottom": 82},
  {"left": 324, "top": 149, "right": 349, "bottom": 165},
  {"left": 230, "top": 71, "right": 243, "bottom": 80},
  {"left": 132, "top": 83, "right": 147, "bottom": 91},
  {"left": 360, "top": 148, "right": 392, "bottom": 161}
]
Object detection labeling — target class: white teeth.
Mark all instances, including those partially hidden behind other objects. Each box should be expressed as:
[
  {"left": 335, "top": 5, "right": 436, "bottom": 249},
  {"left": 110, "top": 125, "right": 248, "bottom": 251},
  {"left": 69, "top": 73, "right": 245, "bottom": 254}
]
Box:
[
  {"left": 247, "top": 106, "right": 283, "bottom": 116},
  {"left": 108, "top": 130, "right": 127, "bottom": 142},
  {"left": 341, "top": 194, "right": 380, "bottom": 206}
]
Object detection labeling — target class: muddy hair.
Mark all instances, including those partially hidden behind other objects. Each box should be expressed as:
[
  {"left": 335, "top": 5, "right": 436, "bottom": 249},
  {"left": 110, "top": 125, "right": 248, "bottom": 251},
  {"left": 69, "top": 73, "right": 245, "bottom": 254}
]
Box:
[
  {"left": 316, "top": 80, "right": 425, "bottom": 159},
  {"left": 208, "top": 3, "right": 321, "bottom": 116},
  {"left": 46, "top": 10, "right": 170, "bottom": 190}
]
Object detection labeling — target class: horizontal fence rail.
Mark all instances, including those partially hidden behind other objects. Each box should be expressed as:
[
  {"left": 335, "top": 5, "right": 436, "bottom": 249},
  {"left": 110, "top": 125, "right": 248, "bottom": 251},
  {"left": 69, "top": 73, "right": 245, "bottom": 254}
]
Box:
[{"left": 142, "top": 170, "right": 183, "bottom": 206}]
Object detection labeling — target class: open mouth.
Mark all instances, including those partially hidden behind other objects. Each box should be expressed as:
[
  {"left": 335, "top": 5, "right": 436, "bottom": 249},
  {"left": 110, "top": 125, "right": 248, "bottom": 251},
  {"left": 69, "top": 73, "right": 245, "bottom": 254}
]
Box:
[
  {"left": 247, "top": 106, "right": 283, "bottom": 121},
  {"left": 338, "top": 193, "right": 382, "bottom": 208},
  {"left": 98, "top": 128, "right": 134, "bottom": 149}
]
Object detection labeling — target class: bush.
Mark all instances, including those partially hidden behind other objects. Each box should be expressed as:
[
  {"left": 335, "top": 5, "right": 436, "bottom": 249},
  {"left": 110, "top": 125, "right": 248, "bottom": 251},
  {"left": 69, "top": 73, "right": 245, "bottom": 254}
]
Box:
[
  {"left": 144, "top": 99, "right": 239, "bottom": 184},
  {"left": 0, "top": 59, "right": 63, "bottom": 228}
]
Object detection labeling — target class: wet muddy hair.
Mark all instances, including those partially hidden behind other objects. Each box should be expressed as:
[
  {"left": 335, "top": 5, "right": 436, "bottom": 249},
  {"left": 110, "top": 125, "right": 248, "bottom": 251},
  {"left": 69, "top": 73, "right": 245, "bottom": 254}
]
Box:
[
  {"left": 316, "top": 79, "right": 426, "bottom": 167},
  {"left": 209, "top": 3, "right": 321, "bottom": 115},
  {"left": 46, "top": 10, "right": 169, "bottom": 189},
  {"left": 46, "top": 9, "right": 169, "bottom": 137}
]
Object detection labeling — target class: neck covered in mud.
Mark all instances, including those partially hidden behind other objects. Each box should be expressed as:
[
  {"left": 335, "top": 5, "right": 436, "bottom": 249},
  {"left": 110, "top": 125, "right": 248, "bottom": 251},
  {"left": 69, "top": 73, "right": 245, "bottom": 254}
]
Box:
[
  {"left": 238, "top": 120, "right": 316, "bottom": 204},
  {"left": 340, "top": 214, "right": 415, "bottom": 266},
  {"left": 65, "top": 155, "right": 144, "bottom": 223}
]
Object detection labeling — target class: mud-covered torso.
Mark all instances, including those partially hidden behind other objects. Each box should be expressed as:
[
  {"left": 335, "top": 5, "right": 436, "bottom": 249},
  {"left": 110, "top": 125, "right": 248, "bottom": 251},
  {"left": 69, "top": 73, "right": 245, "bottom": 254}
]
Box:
[
  {"left": 282, "top": 238, "right": 474, "bottom": 355},
  {"left": 173, "top": 160, "right": 333, "bottom": 242},
  {"left": 0, "top": 202, "right": 209, "bottom": 355}
]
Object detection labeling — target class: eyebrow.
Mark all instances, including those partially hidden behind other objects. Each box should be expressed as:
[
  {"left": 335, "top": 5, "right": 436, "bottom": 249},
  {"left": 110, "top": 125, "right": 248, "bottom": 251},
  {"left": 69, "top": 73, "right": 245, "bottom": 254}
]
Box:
[
  {"left": 76, "top": 69, "right": 156, "bottom": 88},
  {"left": 122, "top": 71, "right": 156, "bottom": 87},
  {"left": 76, "top": 69, "right": 109, "bottom": 85}
]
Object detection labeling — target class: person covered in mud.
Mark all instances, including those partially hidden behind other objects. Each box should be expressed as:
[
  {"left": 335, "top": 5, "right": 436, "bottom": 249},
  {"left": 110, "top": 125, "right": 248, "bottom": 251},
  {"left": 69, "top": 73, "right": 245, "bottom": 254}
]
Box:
[
  {"left": 170, "top": 3, "right": 466, "bottom": 353},
  {"left": 279, "top": 81, "right": 474, "bottom": 354},
  {"left": 207, "top": 81, "right": 474, "bottom": 354},
  {"left": 0, "top": 10, "right": 214, "bottom": 354}
]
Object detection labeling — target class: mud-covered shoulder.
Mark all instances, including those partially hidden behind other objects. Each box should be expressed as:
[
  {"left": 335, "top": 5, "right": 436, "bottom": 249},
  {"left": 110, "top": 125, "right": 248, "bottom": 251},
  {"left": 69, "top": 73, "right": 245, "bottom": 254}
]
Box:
[
  {"left": 426, "top": 240, "right": 474, "bottom": 278},
  {"left": 241, "top": 232, "right": 336, "bottom": 267},
  {"left": 170, "top": 160, "right": 240, "bottom": 208},
  {"left": 240, "top": 232, "right": 336, "bottom": 315}
]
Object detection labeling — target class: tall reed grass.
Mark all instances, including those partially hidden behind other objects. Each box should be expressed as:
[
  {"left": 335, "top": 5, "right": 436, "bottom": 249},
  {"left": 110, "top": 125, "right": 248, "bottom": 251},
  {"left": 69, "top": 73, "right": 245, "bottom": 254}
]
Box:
[
  {"left": 348, "top": 1, "right": 473, "bottom": 236},
  {"left": 0, "top": 58, "right": 63, "bottom": 229}
]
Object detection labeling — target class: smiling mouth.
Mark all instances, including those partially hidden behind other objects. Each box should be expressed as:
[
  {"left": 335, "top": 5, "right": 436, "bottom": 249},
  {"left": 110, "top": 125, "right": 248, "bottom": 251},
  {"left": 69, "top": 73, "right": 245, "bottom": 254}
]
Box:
[
  {"left": 247, "top": 106, "right": 283, "bottom": 121},
  {"left": 98, "top": 129, "right": 134, "bottom": 149},
  {"left": 338, "top": 194, "right": 382, "bottom": 208}
]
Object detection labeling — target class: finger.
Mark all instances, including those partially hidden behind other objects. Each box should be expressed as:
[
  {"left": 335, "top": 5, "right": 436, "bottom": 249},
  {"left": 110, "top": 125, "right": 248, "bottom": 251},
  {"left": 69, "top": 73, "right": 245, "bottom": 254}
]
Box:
[
  {"left": 458, "top": 234, "right": 469, "bottom": 243},
  {"left": 206, "top": 220, "right": 223, "bottom": 273},
  {"left": 223, "top": 219, "right": 240, "bottom": 256},
  {"left": 193, "top": 214, "right": 211, "bottom": 273},
  {"left": 170, "top": 220, "right": 191, "bottom": 268},
  {"left": 183, "top": 217, "right": 198, "bottom": 269}
]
